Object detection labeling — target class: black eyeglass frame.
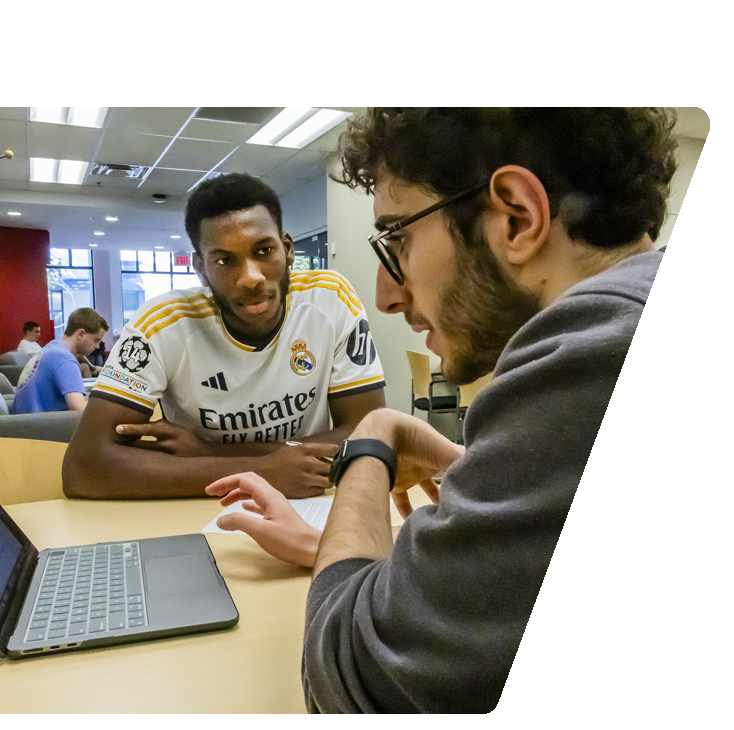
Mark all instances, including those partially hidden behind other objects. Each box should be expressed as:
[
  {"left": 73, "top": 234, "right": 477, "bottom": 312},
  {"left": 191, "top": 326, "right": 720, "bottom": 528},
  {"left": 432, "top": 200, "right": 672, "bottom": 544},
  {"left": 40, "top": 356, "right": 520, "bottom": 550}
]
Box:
[{"left": 368, "top": 180, "right": 490, "bottom": 285}]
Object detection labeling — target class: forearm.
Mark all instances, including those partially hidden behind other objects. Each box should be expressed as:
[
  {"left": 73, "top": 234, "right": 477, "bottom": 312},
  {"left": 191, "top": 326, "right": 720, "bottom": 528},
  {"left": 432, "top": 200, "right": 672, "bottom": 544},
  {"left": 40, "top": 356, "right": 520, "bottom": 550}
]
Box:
[
  {"left": 63, "top": 441, "right": 284, "bottom": 500},
  {"left": 313, "top": 456, "right": 394, "bottom": 578}
]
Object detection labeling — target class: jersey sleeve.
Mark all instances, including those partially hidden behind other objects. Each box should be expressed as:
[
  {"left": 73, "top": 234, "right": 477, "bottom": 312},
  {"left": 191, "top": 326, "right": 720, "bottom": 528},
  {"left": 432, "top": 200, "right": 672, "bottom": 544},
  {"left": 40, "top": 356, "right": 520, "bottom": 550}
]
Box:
[
  {"left": 90, "top": 302, "right": 170, "bottom": 414},
  {"left": 320, "top": 272, "right": 385, "bottom": 397}
]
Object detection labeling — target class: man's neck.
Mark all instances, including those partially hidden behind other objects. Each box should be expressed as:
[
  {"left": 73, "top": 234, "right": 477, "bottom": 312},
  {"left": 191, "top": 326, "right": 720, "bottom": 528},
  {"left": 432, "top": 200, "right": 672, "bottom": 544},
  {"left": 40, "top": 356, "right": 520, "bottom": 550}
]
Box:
[
  {"left": 60, "top": 335, "right": 77, "bottom": 356},
  {"left": 533, "top": 230, "right": 656, "bottom": 308},
  {"left": 221, "top": 303, "right": 286, "bottom": 349}
]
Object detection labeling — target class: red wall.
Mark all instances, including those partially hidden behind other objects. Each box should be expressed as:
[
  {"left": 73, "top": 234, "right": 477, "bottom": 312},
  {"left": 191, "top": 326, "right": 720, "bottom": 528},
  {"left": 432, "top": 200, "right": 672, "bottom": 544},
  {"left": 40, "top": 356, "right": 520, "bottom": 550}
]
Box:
[{"left": 0, "top": 226, "right": 53, "bottom": 354}]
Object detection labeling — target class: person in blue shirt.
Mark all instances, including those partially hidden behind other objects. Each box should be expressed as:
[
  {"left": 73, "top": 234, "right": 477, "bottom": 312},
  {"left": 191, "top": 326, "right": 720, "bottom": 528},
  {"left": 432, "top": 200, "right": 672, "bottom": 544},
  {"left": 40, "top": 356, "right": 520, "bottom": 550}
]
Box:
[{"left": 12, "top": 308, "right": 108, "bottom": 415}]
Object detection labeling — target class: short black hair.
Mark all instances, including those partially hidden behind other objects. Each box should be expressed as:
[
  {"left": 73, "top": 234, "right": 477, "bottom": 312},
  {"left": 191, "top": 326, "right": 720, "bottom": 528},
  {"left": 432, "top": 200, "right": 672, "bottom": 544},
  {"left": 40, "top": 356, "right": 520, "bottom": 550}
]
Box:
[
  {"left": 23, "top": 320, "right": 40, "bottom": 333},
  {"left": 185, "top": 173, "right": 283, "bottom": 252},
  {"left": 335, "top": 107, "right": 678, "bottom": 249}
]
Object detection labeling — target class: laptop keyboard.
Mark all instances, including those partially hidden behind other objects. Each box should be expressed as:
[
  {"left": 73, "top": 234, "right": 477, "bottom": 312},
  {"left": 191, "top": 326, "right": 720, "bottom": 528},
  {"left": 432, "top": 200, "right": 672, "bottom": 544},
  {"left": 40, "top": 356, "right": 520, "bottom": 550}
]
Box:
[{"left": 24, "top": 542, "right": 147, "bottom": 643}]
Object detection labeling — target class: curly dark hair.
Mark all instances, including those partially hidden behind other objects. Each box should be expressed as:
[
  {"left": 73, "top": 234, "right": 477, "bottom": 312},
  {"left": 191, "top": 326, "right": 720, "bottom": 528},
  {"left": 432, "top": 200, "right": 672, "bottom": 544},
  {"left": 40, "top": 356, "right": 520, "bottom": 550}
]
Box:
[
  {"left": 185, "top": 173, "right": 283, "bottom": 252},
  {"left": 335, "top": 107, "right": 678, "bottom": 248}
]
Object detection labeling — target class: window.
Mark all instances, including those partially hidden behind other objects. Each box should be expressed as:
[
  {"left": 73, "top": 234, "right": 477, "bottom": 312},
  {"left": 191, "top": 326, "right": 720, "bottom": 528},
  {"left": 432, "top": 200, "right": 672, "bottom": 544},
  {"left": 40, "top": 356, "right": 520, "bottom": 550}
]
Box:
[
  {"left": 292, "top": 231, "right": 328, "bottom": 271},
  {"left": 121, "top": 251, "right": 200, "bottom": 324},
  {"left": 47, "top": 248, "right": 95, "bottom": 339}
]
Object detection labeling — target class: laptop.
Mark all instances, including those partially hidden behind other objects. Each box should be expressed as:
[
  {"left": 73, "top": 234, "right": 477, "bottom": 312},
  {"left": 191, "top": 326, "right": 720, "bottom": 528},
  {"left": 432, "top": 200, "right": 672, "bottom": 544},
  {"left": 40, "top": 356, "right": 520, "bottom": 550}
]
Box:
[{"left": 0, "top": 504, "right": 239, "bottom": 659}]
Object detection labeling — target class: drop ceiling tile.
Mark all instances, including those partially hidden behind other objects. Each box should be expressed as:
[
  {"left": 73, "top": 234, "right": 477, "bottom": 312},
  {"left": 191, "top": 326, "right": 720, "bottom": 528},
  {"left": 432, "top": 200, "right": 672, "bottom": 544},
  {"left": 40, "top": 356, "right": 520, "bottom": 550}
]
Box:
[
  {"left": 95, "top": 131, "right": 174, "bottom": 167},
  {"left": 261, "top": 174, "right": 312, "bottom": 198},
  {"left": 269, "top": 150, "right": 328, "bottom": 180},
  {"left": 106, "top": 107, "right": 197, "bottom": 136},
  {"left": 0, "top": 108, "right": 28, "bottom": 122},
  {"left": 141, "top": 167, "right": 208, "bottom": 194},
  {"left": 0, "top": 153, "right": 29, "bottom": 182},
  {"left": 28, "top": 123, "right": 101, "bottom": 161},
  {"left": 158, "top": 137, "right": 238, "bottom": 172},
  {"left": 219, "top": 143, "right": 298, "bottom": 177},
  {"left": 82, "top": 175, "right": 143, "bottom": 191},
  {"left": 181, "top": 118, "right": 260, "bottom": 144},
  {"left": 0, "top": 120, "right": 28, "bottom": 158},
  {"left": 0, "top": 179, "right": 31, "bottom": 193}
]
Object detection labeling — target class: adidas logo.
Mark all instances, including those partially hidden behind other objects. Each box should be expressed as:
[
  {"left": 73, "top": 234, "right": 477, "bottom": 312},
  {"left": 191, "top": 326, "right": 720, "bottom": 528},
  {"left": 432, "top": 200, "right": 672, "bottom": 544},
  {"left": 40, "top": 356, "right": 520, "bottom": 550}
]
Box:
[{"left": 201, "top": 371, "right": 228, "bottom": 391}]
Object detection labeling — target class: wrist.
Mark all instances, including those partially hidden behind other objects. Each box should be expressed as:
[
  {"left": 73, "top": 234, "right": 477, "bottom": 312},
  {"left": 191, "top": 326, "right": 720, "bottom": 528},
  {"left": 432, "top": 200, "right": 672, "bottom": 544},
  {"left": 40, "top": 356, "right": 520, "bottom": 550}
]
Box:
[
  {"left": 351, "top": 409, "right": 399, "bottom": 449},
  {"left": 302, "top": 527, "right": 321, "bottom": 568}
]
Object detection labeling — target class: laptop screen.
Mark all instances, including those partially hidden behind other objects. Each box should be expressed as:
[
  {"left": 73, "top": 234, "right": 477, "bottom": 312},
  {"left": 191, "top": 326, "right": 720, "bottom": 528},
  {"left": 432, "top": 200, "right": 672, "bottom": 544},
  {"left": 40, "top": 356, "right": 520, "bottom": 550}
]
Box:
[{"left": 0, "top": 505, "right": 38, "bottom": 655}]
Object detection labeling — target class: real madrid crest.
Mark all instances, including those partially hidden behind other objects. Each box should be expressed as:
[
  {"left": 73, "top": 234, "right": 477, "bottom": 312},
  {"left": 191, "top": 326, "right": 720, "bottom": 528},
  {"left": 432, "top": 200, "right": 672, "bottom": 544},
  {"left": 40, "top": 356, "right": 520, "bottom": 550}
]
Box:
[{"left": 290, "top": 339, "right": 316, "bottom": 375}]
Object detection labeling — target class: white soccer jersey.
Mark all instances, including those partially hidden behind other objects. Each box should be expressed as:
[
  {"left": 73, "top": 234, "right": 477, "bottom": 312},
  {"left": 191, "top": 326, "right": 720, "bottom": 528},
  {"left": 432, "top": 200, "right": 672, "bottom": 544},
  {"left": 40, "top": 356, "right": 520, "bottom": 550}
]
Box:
[{"left": 91, "top": 270, "right": 385, "bottom": 447}]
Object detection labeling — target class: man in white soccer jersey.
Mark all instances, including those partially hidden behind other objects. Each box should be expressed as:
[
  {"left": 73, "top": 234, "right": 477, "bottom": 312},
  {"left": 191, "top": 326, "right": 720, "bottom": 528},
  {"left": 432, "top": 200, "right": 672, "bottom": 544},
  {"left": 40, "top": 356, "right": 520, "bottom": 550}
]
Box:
[{"left": 62, "top": 173, "right": 386, "bottom": 499}]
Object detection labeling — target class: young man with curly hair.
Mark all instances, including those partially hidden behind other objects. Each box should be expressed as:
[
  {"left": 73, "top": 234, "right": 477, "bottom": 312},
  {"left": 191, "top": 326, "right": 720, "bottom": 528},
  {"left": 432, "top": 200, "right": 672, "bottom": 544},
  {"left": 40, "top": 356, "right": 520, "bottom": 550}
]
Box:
[{"left": 206, "top": 108, "right": 677, "bottom": 712}]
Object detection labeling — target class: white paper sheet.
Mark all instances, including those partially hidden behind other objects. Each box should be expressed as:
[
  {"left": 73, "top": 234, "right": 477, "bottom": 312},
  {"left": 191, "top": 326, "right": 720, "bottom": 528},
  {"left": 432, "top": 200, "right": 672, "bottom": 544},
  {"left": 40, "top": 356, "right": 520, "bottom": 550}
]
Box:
[{"left": 201, "top": 496, "right": 334, "bottom": 534}]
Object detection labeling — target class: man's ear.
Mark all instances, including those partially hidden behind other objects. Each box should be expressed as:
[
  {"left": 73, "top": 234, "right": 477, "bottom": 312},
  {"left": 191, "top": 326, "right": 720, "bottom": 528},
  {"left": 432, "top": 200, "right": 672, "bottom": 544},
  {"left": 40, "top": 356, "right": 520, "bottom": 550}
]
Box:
[
  {"left": 282, "top": 233, "right": 295, "bottom": 268},
  {"left": 486, "top": 165, "right": 551, "bottom": 265},
  {"left": 192, "top": 251, "right": 210, "bottom": 287}
]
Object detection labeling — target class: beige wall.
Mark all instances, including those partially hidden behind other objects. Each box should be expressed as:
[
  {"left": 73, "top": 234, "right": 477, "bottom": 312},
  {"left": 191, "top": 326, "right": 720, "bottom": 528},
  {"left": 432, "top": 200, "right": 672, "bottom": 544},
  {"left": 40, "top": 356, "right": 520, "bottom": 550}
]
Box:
[
  {"left": 326, "top": 180, "right": 428, "bottom": 414},
  {"left": 325, "top": 128, "right": 706, "bottom": 417},
  {"left": 655, "top": 137, "right": 711, "bottom": 248}
]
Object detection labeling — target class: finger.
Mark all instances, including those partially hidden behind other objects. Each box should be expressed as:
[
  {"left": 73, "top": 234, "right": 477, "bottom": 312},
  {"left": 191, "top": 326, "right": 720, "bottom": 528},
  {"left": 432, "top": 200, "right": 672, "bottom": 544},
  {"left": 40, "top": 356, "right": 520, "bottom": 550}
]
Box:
[
  {"left": 116, "top": 423, "right": 160, "bottom": 437},
  {"left": 306, "top": 459, "right": 332, "bottom": 477},
  {"left": 392, "top": 491, "right": 413, "bottom": 520},
  {"left": 219, "top": 489, "right": 252, "bottom": 507},
  {"left": 130, "top": 439, "right": 172, "bottom": 453},
  {"left": 419, "top": 478, "right": 440, "bottom": 505},
  {"left": 217, "top": 511, "right": 269, "bottom": 538},
  {"left": 304, "top": 443, "right": 340, "bottom": 459},
  {"left": 241, "top": 500, "right": 265, "bottom": 517},
  {"left": 205, "top": 473, "right": 255, "bottom": 497}
]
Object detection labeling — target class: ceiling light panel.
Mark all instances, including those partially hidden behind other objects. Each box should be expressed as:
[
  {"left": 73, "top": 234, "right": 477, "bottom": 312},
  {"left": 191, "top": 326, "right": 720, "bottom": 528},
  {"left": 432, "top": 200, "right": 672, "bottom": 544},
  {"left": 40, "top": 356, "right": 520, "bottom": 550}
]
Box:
[
  {"left": 30, "top": 157, "right": 89, "bottom": 184},
  {"left": 67, "top": 107, "right": 108, "bottom": 128},
  {"left": 276, "top": 109, "right": 350, "bottom": 149},
  {"left": 57, "top": 159, "right": 89, "bottom": 184},
  {"left": 30, "top": 107, "right": 108, "bottom": 128},
  {"left": 30, "top": 107, "right": 67, "bottom": 124},
  {"left": 30, "top": 157, "right": 57, "bottom": 182},
  {"left": 246, "top": 107, "right": 351, "bottom": 150},
  {"left": 246, "top": 108, "right": 315, "bottom": 146}
]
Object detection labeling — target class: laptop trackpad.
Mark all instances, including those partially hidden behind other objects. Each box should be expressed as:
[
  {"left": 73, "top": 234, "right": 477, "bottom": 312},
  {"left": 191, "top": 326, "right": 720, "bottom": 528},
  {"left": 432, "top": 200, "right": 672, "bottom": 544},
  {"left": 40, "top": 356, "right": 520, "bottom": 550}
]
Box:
[{"left": 144, "top": 553, "right": 220, "bottom": 595}]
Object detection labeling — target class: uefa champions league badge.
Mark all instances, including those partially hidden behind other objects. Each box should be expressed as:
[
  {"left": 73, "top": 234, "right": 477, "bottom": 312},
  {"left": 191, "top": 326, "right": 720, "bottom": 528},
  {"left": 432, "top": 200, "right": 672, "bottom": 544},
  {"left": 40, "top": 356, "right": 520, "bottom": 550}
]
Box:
[{"left": 290, "top": 339, "right": 316, "bottom": 375}]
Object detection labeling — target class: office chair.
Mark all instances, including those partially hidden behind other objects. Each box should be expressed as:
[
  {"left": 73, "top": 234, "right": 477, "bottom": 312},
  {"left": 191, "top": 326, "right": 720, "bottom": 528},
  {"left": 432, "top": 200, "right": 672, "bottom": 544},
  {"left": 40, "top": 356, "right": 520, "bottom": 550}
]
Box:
[
  {"left": 406, "top": 350, "right": 461, "bottom": 441},
  {"left": 0, "top": 437, "right": 68, "bottom": 504},
  {"left": 457, "top": 371, "right": 495, "bottom": 444}
]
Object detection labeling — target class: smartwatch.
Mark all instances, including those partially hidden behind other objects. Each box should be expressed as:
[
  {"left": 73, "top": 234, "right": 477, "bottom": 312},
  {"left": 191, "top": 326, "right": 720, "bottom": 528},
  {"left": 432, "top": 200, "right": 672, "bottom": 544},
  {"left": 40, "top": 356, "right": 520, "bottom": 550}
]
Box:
[{"left": 329, "top": 438, "right": 398, "bottom": 491}]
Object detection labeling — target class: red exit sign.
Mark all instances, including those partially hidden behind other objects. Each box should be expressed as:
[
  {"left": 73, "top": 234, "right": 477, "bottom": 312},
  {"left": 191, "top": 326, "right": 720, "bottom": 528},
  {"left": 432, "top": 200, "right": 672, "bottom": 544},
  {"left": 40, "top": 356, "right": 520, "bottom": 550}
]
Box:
[{"left": 175, "top": 254, "right": 190, "bottom": 267}]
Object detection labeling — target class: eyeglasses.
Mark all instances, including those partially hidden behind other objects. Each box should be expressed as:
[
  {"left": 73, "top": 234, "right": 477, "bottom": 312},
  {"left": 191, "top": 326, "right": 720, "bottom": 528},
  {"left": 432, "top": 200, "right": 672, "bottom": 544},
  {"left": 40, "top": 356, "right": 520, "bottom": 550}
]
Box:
[{"left": 368, "top": 180, "right": 490, "bottom": 285}]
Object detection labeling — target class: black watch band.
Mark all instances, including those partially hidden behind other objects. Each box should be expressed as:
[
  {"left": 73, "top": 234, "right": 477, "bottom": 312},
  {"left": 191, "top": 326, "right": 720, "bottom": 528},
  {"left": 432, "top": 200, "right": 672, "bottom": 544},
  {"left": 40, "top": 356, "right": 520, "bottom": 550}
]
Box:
[{"left": 329, "top": 438, "right": 398, "bottom": 491}]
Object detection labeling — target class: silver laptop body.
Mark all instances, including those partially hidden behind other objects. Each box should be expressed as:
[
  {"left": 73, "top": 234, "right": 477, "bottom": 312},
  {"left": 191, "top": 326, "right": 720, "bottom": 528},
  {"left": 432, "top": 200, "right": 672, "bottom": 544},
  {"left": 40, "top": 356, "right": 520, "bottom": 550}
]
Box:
[{"left": 0, "top": 504, "right": 239, "bottom": 658}]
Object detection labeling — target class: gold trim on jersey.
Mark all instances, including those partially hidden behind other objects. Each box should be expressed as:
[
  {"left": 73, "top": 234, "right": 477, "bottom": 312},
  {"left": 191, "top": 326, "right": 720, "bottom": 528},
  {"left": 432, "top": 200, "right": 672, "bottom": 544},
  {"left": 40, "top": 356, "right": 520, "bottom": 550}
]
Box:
[
  {"left": 135, "top": 294, "right": 216, "bottom": 339},
  {"left": 93, "top": 383, "right": 156, "bottom": 409},
  {"left": 290, "top": 271, "right": 363, "bottom": 316},
  {"left": 328, "top": 375, "right": 385, "bottom": 394}
]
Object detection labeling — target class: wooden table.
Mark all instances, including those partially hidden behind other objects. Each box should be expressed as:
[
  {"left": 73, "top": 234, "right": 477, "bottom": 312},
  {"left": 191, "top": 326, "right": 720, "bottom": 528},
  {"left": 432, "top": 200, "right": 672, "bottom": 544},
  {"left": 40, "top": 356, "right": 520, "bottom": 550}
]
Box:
[{"left": 0, "top": 490, "right": 428, "bottom": 713}]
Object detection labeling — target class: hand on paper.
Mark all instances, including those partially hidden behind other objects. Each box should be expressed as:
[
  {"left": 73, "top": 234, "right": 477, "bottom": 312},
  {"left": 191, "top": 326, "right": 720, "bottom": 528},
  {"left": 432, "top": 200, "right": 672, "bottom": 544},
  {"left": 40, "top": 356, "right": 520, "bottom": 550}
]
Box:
[{"left": 205, "top": 472, "right": 321, "bottom": 567}]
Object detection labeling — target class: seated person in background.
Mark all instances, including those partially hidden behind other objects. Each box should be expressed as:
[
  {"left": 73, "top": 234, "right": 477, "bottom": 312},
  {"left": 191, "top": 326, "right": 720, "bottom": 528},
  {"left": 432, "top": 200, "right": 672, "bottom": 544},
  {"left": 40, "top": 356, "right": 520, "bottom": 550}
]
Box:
[
  {"left": 87, "top": 340, "right": 107, "bottom": 368},
  {"left": 205, "top": 107, "right": 676, "bottom": 712},
  {"left": 76, "top": 354, "right": 102, "bottom": 379},
  {"left": 16, "top": 321, "right": 42, "bottom": 358},
  {"left": 12, "top": 309, "right": 108, "bottom": 414},
  {"left": 63, "top": 173, "right": 386, "bottom": 501}
]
